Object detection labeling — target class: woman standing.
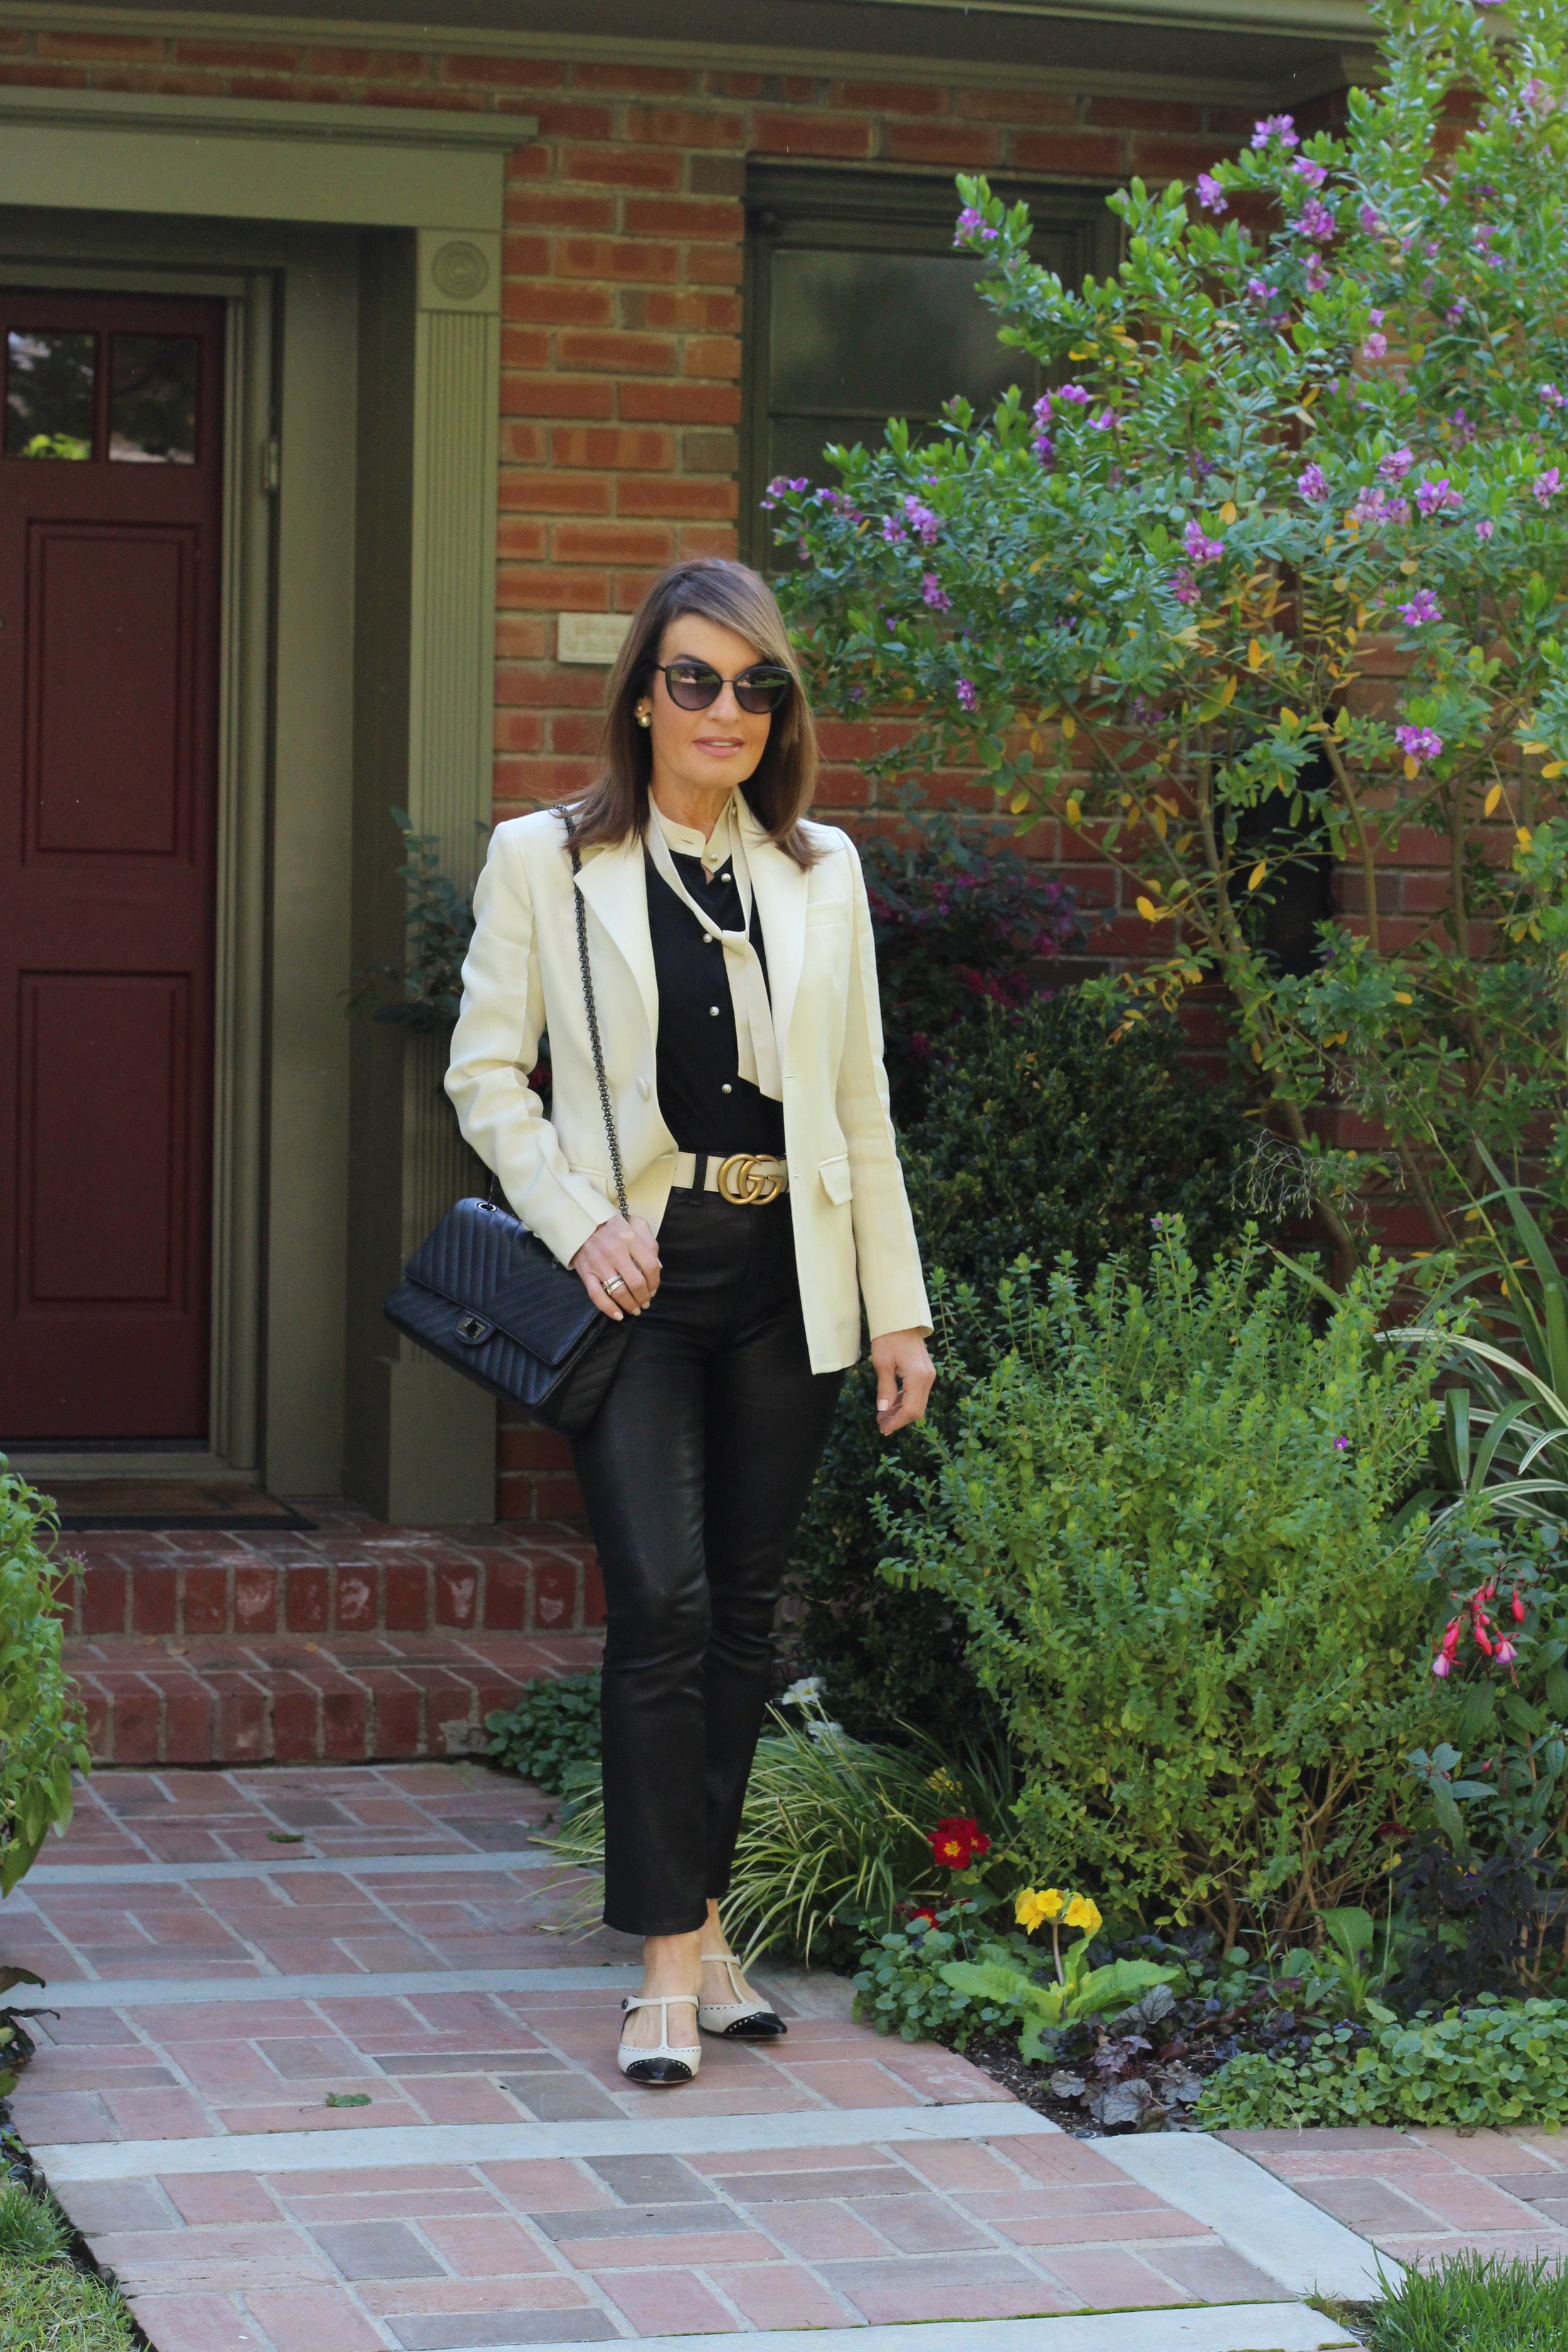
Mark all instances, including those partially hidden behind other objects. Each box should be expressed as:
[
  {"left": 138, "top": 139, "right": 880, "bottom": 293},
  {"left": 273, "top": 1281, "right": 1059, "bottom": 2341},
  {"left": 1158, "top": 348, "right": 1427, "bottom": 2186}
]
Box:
[{"left": 447, "top": 558, "right": 933, "bottom": 2084}]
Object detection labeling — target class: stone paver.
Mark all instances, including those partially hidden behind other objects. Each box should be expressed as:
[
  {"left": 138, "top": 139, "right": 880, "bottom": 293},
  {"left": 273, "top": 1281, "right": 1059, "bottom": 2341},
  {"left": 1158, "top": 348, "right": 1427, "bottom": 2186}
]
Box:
[
  {"left": 1229, "top": 2124, "right": 1568, "bottom": 2271},
  {"left": 0, "top": 1764, "right": 1373, "bottom": 2350}
]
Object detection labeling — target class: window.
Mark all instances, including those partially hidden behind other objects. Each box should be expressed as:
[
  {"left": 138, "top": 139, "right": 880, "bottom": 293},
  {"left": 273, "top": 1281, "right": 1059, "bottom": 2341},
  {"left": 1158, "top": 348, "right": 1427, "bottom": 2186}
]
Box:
[{"left": 742, "top": 166, "right": 1120, "bottom": 563}]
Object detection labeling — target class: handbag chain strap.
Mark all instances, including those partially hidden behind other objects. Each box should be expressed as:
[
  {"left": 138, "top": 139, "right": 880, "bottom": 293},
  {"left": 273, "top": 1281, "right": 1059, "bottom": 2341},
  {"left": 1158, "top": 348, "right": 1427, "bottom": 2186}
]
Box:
[{"left": 566, "top": 820, "right": 631, "bottom": 1222}]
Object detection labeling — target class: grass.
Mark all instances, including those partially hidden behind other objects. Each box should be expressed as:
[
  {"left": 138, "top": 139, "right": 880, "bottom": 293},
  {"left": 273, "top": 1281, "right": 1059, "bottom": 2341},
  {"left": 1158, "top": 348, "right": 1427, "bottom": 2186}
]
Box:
[
  {"left": 0, "top": 2180, "right": 139, "bottom": 2352},
  {"left": 1364, "top": 2251, "right": 1568, "bottom": 2350}
]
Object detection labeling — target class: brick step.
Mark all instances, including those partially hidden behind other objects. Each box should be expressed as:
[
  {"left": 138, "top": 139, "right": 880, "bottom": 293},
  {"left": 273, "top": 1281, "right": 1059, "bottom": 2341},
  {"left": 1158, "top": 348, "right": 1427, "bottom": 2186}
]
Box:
[
  {"left": 64, "top": 1627, "right": 605, "bottom": 1767},
  {"left": 56, "top": 1510, "right": 605, "bottom": 1641}
]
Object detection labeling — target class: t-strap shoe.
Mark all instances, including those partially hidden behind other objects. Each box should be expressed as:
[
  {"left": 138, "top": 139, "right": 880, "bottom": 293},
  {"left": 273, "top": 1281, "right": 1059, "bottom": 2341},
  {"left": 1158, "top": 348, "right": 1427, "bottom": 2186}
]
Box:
[
  {"left": 698, "top": 1949, "right": 787, "bottom": 2040},
  {"left": 617, "top": 1993, "right": 701, "bottom": 2085}
]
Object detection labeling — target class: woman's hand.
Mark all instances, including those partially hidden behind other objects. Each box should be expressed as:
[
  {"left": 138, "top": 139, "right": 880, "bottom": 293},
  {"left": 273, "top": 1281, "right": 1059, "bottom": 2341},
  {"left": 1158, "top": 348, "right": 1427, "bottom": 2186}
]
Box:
[
  {"left": 870, "top": 1330, "right": 935, "bottom": 1435},
  {"left": 571, "top": 1216, "right": 662, "bottom": 1321}
]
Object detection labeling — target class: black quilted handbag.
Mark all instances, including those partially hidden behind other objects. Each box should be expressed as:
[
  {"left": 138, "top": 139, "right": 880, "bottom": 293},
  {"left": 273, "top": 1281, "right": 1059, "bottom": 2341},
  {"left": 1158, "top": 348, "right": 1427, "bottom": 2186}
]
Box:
[{"left": 383, "top": 834, "right": 633, "bottom": 1436}]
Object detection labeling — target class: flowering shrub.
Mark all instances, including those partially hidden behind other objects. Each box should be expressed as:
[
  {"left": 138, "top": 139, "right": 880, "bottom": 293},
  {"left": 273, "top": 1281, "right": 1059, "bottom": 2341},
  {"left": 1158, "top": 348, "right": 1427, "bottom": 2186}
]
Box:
[
  {"left": 877, "top": 1222, "right": 1446, "bottom": 1941},
  {"left": 771, "top": 0, "right": 1568, "bottom": 1258}
]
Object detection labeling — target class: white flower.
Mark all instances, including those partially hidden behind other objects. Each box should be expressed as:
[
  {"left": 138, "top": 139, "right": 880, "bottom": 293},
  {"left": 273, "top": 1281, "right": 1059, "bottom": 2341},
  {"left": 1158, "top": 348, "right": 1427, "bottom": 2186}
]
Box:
[
  {"left": 805, "top": 1717, "right": 845, "bottom": 1741},
  {"left": 781, "top": 1676, "right": 824, "bottom": 1707}
]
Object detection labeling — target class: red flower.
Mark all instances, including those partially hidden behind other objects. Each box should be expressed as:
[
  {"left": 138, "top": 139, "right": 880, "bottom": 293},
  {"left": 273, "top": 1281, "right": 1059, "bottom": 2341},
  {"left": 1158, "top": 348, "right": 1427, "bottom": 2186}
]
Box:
[
  {"left": 908, "top": 1907, "right": 940, "bottom": 1931},
  {"left": 928, "top": 1816, "right": 992, "bottom": 1870},
  {"left": 1512, "top": 1587, "right": 1527, "bottom": 1624}
]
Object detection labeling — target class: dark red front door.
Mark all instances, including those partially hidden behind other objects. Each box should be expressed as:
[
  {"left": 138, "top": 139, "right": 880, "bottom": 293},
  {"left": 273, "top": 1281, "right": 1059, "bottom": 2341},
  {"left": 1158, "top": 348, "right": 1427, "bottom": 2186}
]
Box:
[{"left": 0, "top": 292, "right": 224, "bottom": 1438}]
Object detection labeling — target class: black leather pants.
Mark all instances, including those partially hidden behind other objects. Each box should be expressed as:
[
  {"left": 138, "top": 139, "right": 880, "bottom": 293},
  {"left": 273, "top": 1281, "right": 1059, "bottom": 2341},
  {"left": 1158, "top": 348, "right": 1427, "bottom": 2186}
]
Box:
[{"left": 569, "top": 1189, "right": 843, "bottom": 1937}]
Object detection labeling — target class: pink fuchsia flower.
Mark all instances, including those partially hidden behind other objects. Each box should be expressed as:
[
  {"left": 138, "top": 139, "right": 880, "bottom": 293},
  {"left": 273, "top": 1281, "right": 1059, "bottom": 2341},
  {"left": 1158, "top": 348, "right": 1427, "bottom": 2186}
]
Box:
[
  {"left": 1253, "top": 112, "right": 1299, "bottom": 149},
  {"left": 1298, "top": 196, "right": 1336, "bottom": 243},
  {"left": 956, "top": 679, "right": 978, "bottom": 712},
  {"left": 1535, "top": 467, "right": 1562, "bottom": 503},
  {"left": 1171, "top": 567, "right": 1201, "bottom": 605},
  {"left": 904, "top": 496, "right": 940, "bottom": 544},
  {"left": 1184, "top": 519, "right": 1225, "bottom": 565},
  {"left": 1196, "top": 172, "right": 1227, "bottom": 214},
  {"left": 1298, "top": 462, "right": 1330, "bottom": 500},
  {"left": 1476, "top": 516, "right": 1496, "bottom": 540},
  {"left": 1493, "top": 1637, "right": 1519, "bottom": 1666},
  {"left": 1396, "top": 723, "right": 1444, "bottom": 768},
  {"left": 1512, "top": 1587, "right": 1527, "bottom": 1624},
  {"left": 1379, "top": 448, "right": 1414, "bottom": 483},
  {"left": 1431, "top": 1651, "right": 1453, "bottom": 1678},
  {"left": 1399, "top": 588, "right": 1443, "bottom": 625},
  {"left": 1362, "top": 330, "right": 1389, "bottom": 361},
  {"left": 1416, "top": 475, "right": 1461, "bottom": 516},
  {"left": 921, "top": 573, "right": 951, "bottom": 612}
]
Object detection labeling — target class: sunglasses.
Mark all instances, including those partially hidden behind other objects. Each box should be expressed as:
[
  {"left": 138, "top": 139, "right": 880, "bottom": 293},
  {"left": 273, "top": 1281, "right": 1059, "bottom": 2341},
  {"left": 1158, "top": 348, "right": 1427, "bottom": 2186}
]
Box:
[{"left": 655, "top": 659, "right": 793, "bottom": 715}]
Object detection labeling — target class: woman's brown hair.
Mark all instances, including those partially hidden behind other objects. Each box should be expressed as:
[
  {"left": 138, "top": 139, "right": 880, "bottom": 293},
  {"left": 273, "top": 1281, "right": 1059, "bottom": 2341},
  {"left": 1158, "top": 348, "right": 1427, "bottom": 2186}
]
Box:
[{"left": 566, "top": 558, "right": 821, "bottom": 867}]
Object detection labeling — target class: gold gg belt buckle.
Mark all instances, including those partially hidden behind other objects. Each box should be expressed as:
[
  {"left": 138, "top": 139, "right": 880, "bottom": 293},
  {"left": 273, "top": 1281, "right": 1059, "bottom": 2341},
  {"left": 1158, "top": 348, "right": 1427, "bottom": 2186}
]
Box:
[{"left": 716, "top": 1152, "right": 786, "bottom": 1205}]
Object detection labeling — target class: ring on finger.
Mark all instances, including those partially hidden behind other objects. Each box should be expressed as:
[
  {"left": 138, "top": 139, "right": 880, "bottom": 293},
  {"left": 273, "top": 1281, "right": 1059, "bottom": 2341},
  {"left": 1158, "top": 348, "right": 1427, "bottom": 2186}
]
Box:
[{"left": 603, "top": 1274, "right": 625, "bottom": 1295}]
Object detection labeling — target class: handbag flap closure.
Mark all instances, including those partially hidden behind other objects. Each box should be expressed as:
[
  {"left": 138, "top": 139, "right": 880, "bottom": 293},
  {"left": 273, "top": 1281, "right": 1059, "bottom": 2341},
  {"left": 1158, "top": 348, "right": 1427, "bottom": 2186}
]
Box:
[{"left": 403, "top": 1197, "right": 597, "bottom": 1368}]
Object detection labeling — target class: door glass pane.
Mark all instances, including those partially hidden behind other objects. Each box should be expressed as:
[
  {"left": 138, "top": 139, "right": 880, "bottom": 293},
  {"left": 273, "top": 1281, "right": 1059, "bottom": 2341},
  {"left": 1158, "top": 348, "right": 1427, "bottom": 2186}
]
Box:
[
  {"left": 109, "top": 336, "right": 198, "bottom": 464},
  {"left": 4, "top": 331, "right": 95, "bottom": 460},
  {"left": 771, "top": 250, "right": 1027, "bottom": 419}
]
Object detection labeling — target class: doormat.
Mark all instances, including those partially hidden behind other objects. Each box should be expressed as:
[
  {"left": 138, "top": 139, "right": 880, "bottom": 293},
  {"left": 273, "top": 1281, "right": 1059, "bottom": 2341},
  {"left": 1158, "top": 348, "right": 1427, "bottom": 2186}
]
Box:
[{"left": 43, "top": 1481, "right": 315, "bottom": 1533}]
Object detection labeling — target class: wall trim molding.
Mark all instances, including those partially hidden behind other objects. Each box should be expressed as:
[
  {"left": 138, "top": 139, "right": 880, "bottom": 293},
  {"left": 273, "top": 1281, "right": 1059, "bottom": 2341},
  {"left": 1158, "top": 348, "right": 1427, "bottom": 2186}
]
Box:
[
  {"left": 0, "top": 82, "right": 531, "bottom": 152},
  {"left": 0, "top": 4, "right": 1372, "bottom": 107}
]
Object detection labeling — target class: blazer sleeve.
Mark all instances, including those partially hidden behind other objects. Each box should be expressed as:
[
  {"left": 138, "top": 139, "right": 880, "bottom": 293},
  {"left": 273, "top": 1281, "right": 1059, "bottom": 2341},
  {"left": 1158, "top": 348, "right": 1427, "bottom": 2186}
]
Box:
[
  {"left": 834, "top": 837, "right": 933, "bottom": 1341},
  {"left": 444, "top": 825, "right": 620, "bottom": 1269}
]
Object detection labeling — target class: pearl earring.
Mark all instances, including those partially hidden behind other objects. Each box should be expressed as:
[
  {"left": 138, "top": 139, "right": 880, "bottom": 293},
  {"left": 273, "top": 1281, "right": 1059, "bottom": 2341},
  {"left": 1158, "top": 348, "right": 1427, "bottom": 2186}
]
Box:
[{"left": 636, "top": 707, "right": 652, "bottom": 728}]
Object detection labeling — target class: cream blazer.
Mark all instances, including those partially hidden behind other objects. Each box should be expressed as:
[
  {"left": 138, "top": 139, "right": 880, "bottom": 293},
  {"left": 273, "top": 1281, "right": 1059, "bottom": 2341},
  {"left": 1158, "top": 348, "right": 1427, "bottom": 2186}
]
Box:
[{"left": 443, "top": 800, "right": 931, "bottom": 1375}]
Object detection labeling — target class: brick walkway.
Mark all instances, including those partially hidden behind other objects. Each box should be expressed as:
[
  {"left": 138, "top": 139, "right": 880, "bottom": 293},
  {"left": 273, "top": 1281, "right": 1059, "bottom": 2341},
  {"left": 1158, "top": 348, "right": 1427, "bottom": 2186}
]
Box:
[
  {"left": 0, "top": 1766, "right": 1376, "bottom": 2352},
  {"left": 1229, "top": 2124, "right": 1568, "bottom": 2269},
  {"left": 52, "top": 1503, "right": 605, "bottom": 1766}
]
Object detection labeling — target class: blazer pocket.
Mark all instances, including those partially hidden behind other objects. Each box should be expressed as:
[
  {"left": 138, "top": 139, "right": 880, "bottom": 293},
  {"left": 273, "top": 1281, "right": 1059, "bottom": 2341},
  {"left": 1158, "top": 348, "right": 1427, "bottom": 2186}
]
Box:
[
  {"left": 805, "top": 899, "right": 850, "bottom": 928},
  {"left": 818, "top": 1154, "right": 854, "bottom": 1205}
]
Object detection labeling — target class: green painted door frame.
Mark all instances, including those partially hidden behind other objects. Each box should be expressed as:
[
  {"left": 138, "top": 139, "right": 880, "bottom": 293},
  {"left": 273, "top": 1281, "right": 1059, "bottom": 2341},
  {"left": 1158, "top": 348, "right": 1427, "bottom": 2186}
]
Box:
[{"left": 0, "top": 86, "right": 529, "bottom": 1521}]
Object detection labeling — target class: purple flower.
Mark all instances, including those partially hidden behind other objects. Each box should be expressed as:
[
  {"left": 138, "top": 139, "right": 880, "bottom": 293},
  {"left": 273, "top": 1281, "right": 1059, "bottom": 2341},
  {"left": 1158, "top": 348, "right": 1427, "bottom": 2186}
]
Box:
[
  {"left": 1252, "top": 112, "right": 1299, "bottom": 149},
  {"left": 904, "top": 496, "right": 941, "bottom": 545},
  {"left": 1536, "top": 467, "right": 1563, "bottom": 504},
  {"left": 1398, "top": 588, "right": 1443, "bottom": 625},
  {"left": 1362, "top": 330, "right": 1389, "bottom": 361},
  {"left": 1033, "top": 392, "right": 1054, "bottom": 426},
  {"left": 1171, "top": 567, "right": 1201, "bottom": 605},
  {"left": 1305, "top": 252, "right": 1330, "bottom": 292},
  {"left": 921, "top": 572, "right": 951, "bottom": 612},
  {"left": 1544, "top": 383, "right": 1568, "bottom": 412},
  {"left": 1416, "top": 475, "right": 1461, "bottom": 516},
  {"left": 1293, "top": 156, "right": 1328, "bottom": 189},
  {"left": 1298, "top": 196, "right": 1337, "bottom": 243},
  {"left": 1056, "top": 383, "right": 1093, "bottom": 406},
  {"left": 1332, "top": 1434, "right": 1350, "bottom": 1451},
  {"left": 1184, "top": 519, "right": 1224, "bottom": 566},
  {"left": 1446, "top": 301, "right": 1466, "bottom": 327},
  {"left": 1522, "top": 77, "right": 1557, "bottom": 118},
  {"left": 1196, "top": 172, "right": 1228, "bottom": 215},
  {"left": 1396, "top": 723, "right": 1444, "bottom": 767},
  {"left": 760, "top": 473, "right": 808, "bottom": 509},
  {"left": 1246, "top": 275, "right": 1271, "bottom": 303},
  {"left": 1476, "top": 516, "right": 1496, "bottom": 541},
  {"left": 816, "top": 487, "right": 862, "bottom": 520},
  {"left": 1298, "top": 462, "right": 1330, "bottom": 501},
  {"left": 1379, "top": 448, "right": 1414, "bottom": 483},
  {"left": 1032, "top": 432, "right": 1054, "bottom": 467},
  {"left": 1089, "top": 408, "right": 1115, "bottom": 431},
  {"left": 956, "top": 678, "right": 978, "bottom": 711},
  {"left": 954, "top": 206, "right": 999, "bottom": 247},
  {"left": 1360, "top": 201, "right": 1383, "bottom": 234},
  {"left": 881, "top": 515, "right": 907, "bottom": 545},
  {"left": 1449, "top": 407, "right": 1475, "bottom": 447}
]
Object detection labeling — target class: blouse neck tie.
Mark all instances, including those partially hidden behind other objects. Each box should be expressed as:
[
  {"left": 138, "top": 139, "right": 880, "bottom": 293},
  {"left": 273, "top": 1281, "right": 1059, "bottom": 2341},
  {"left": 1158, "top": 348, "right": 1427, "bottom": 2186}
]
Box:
[{"left": 645, "top": 800, "right": 783, "bottom": 1103}]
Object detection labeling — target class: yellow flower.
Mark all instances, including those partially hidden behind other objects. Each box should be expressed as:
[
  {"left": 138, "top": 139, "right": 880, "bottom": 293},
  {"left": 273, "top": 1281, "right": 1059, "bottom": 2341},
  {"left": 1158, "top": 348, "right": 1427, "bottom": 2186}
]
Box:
[
  {"left": 1015, "top": 1887, "right": 1066, "bottom": 1932},
  {"left": 1064, "top": 1895, "right": 1103, "bottom": 1937}
]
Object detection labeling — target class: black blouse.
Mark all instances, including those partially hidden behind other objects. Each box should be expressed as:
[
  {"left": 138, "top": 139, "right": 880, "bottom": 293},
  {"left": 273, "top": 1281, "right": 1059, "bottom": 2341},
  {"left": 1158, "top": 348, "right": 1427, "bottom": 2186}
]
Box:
[{"left": 645, "top": 848, "right": 785, "bottom": 1158}]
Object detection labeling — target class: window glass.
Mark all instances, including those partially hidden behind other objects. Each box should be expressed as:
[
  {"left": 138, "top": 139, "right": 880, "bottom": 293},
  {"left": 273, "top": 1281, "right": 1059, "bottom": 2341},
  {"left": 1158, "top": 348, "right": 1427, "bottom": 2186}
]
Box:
[
  {"left": 110, "top": 336, "right": 198, "bottom": 464},
  {"left": 4, "top": 330, "right": 95, "bottom": 460},
  {"left": 771, "top": 249, "right": 1028, "bottom": 421}
]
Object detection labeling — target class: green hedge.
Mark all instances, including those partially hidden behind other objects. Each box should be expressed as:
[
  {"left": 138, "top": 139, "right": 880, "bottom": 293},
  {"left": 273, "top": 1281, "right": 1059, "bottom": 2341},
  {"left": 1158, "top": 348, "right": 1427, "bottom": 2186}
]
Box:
[
  {"left": 785, "top": 990, "right": 1268, "bottom": 1749},
  {"left": 1, "top": 1463, "right": 89, "bottom": 1894}
]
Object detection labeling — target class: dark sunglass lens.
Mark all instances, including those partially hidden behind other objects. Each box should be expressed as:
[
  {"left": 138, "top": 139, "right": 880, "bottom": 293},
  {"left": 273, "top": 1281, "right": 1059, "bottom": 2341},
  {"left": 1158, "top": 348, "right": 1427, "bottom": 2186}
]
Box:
[
  {"left": 664, "top": 662, "right": 722, "bottom": 710},
  {"left": 734, "top": 667, "right": 792, "bottom": 713}
]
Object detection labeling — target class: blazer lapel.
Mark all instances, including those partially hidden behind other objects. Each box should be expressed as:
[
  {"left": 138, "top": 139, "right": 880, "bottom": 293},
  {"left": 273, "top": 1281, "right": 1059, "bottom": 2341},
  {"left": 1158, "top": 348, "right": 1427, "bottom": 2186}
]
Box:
[
  {"left": 573, "top": 830, "right": 659, "bottom": 1042},
  {"left": 741, "top": 801, "right": 807, "bottom": 1062}
]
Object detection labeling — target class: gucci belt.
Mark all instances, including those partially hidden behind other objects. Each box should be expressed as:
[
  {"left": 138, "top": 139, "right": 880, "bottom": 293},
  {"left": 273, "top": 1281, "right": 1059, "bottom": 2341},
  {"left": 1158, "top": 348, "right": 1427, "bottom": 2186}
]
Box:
[{"left": 671, "top": 1150, "right": 789, "bottom": 1204}]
